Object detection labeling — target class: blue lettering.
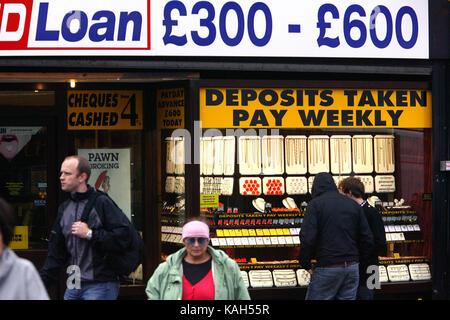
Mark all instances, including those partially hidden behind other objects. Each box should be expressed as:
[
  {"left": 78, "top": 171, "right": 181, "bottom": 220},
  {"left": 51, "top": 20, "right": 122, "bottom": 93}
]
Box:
[
  {"left": 118, "top": 11, "right": 142, "bottom": 41},
  {"left": 89, "top": 11, "right": 116, "bottom": 42},
  {"left": 36, "top": 3, "right": 59, "bottom": 41},
  {"left": 396, "top": 6, "right": 418, "bottom": 49},
  {"left": 343, "top": 5, "right": 366, "bottom": 48},
  {"left": 191, "top": 1, "right": 216, "bottom": 46},
  {"left": 219, "top": 2, "right": 244, "bottom": 46},
  {"left": 61, "top": 10, "right": 88, "bottom": 42},
  {"left": 370, "top": 6, "right": 392, "bottom": 49},
  {"left": 316, "top": 4, "right": 340, "bottom": 48},
  {"left": 163, "top": 1, "right": 187, "bottom": 46}
]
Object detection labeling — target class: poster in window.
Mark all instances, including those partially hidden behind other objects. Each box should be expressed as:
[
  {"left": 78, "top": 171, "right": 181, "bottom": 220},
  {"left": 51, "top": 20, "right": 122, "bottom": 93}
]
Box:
[{"left": 78, "top": 148, "right": 131, "bottom": 220}]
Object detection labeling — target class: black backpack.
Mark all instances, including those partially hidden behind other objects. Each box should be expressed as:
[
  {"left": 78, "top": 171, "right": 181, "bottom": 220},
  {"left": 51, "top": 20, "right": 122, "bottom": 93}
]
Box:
[{"left": 80, "top": 190, "right": 145, "bottom": 277}]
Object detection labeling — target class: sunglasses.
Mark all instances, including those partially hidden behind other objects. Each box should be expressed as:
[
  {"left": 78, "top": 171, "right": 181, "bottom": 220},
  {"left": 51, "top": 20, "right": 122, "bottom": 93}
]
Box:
[{"left": 185, "top": 237, "right": 209, "bottom": 246}]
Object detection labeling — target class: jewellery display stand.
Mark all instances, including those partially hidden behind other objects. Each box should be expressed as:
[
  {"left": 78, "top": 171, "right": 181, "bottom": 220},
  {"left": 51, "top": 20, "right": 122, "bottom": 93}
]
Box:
[
  {"left": 352, "top": 135, "right": 374, "bottom": 173},
  {"left": 262, "top": 135, "right": 284, "bottom": 175},
  {"left": 239, "top": 136, "right": 262, "bottom": 175},
  {"left": 330, "top": 135, "right": 352, "bottom": 174},
  {"left": 285, "top": 135, "right": 308, "bottom": 174},
  {"left": 307, "top": 135, "right": 330, "bottom": 174}
]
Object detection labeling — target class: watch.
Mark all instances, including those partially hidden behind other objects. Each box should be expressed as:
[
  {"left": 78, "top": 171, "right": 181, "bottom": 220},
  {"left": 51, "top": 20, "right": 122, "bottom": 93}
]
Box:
[{"left": 86, "top": 229, "right": 93, "bottom": 240}]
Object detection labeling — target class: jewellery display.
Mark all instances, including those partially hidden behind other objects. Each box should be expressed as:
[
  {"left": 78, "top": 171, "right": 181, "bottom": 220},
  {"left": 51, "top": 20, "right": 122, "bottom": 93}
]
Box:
[
  {"left": 221, "top": 177, "right": 234, "bottom": 196},
  {"left": 239, "top": 136, "right": 261, "bottom": 175},
  {"left": 354, "top": 175, "right": 374, "bottom": 194},
  {"left": 174, "top": 137, "right": 185, "bottom": 175},
  {"left": 165, "top": 137, "right": 176, "bottom": 174},
  {"left": 223, "top": 136, "right": 236, "bottom": 176},
  {"left": 282, "top": 197, "right": 298, "bottom": 209},
  {"left": 165, "top": 176, "right": 176, "bottom": 193},
  {"left": 262, "top": 135, "right": 284, "bottom": 175},
  {"left": 375, "top": 175, "right": 396, "bottom": 193},
  {"left": 200, "top": 137, "right": 214, "bottom": 175},
  {"left": 285, "top": 135, "right": 308, "bottom": 174},
  {"left": 273, "top": 269, "right": 297, "bottom": 287},
  {"left": 386, "top": 264, "right": 410, "bottom": 282},
  {"left": 174, "top": 176, "right": 185, "bottom": 194},
  {"left": 252, "top": 197, "right": 266, "bottom": 213},
  {"left": 240, "top": 177, "right": 262, "bottom": 196},
  {"left": 307, "top": 135, "right": 330, "bottom": 174},
  {"left": 241, "top": 271, "right": 250, "bottom": 288},
  {"left": 308, "top": 176, "right": 315, "bottom": 194},
  {"left": 286, "top": 176, "right": 308, "bottom": 195},
  {"left": 296, "top": 269, "right": 311, "bottom": 286},
  {"left": 249, "top": 270, "right": 274, "bottom": 288},
  {"left": 201, "top": 176, "right": 222, "bottom": 194},
  {"left": 379, "top": 265, "right": 389, "bottom": 283},
  {"left": 263, "top": 177, "right": 285, "bottom": 195},
  {"left": 330, "top": 135, "right": 352, "bottom": 174},
  {"left": 352, "top": 135, "right": 373, "bottom": 173},
  {"left": 408, "top": 263, "right": 431, "bottom": 281},
  {"left": 374, "top": 135, "right": 395, "bottom": 173},
  {"left": 212, "top": 136, "right": 224, "bottom": 175}
]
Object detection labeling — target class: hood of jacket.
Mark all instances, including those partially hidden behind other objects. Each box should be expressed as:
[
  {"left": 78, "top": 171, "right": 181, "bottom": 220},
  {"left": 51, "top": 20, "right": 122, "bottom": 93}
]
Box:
[
  {"left": 0, "top": 247, "right": 16, "bottom": 281},
  {"left": 311, "top": 172, "right": 338, "bottom": 198}
]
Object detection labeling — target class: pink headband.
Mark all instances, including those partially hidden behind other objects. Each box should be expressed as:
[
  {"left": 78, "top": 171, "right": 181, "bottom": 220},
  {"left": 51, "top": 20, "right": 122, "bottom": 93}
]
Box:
[{"left": 182, "top": 221, "right": 210, "bottom": 240}]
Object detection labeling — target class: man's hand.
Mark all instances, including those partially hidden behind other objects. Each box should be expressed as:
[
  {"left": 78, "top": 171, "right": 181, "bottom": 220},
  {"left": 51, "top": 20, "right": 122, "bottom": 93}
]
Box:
[{"left": 72, "top": 222, "right": 90, "bottom": 239}]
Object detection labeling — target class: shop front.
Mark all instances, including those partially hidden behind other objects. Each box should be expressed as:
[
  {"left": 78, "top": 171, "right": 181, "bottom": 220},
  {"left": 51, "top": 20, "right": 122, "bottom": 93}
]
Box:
[{"left": 0, "top": 0, "right": 448, "bottom": 300}]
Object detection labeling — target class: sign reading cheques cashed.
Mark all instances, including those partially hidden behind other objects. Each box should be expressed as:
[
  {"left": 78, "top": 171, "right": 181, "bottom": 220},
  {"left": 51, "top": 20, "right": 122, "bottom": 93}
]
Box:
[
  {"left": 200, "top": 88, "right": 432, "bottom": 128},
  {"left": 67, "top": 91, "right": 143, "bottom": 130}
]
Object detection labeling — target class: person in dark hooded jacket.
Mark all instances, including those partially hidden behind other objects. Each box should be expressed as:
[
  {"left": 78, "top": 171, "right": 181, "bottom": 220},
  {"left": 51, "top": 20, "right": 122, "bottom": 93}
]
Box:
[{"left": 299, "top": 172, "right": 374, "bottom": 300}]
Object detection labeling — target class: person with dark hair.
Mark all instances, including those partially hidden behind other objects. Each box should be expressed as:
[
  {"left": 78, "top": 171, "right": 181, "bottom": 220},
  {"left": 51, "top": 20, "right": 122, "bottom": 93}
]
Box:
[
  {"left": 0, "top": 198, "right": 49, "bottom": 300},
  {"left": 338, "top": 176, "right": 386, "bottom": 300},
  {"left": 299, "top": 172, "right": 374, "bottom": 300},
  {"left": 40, "top": 155, "right": 131, "bottom": 300},
  {"left": 146, "top": 218, "right": 250, "bottom": 300}
]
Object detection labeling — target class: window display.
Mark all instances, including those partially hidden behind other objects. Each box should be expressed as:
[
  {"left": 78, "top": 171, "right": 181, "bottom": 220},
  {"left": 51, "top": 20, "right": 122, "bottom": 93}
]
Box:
[{"left": 195, "top": 86, "right": 432, "bottom": 295}]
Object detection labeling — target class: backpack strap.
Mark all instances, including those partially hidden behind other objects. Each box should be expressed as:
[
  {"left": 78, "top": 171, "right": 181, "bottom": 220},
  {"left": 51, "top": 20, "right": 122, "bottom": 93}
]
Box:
[{"left": 80, "top": 190, "right": 100, "bottom": 223}]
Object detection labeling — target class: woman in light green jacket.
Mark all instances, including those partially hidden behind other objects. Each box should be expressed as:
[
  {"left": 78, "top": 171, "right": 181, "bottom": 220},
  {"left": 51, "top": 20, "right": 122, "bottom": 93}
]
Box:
[{"left": 146, "top": 220, "right": 250, "bottom": 300}]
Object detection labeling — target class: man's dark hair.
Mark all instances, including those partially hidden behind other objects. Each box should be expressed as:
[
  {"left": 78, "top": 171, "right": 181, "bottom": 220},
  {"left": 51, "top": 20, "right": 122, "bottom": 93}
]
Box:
[
  {"left": 65, "top": 155, "right": 91, "bottom": 182},
  {"left": 338, "top": 176, "right": 365, "bottom": 199},
  {"left": 0, "top": 198, "right": 16, "bottom": 246}
]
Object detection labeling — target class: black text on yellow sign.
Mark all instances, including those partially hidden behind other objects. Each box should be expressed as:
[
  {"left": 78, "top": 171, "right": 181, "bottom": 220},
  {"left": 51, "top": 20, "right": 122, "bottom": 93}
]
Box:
[
  {"left": 157, "top": 88, "right": 185, "bottom": 129},
  {"left": 67, "top": 91, "right": 143, "bottom": 130},
  {"left": 200, "top": 88, "right": 432, "bottom": 128}
]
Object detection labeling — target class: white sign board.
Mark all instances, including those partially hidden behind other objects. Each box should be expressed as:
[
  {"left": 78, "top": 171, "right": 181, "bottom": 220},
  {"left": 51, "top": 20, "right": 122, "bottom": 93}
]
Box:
[
  {"left": 78, "top": 148, "right": 132, "bottom": 220},
  {"left": 0, "top": 0, "right": 429, "bottom": 58}
]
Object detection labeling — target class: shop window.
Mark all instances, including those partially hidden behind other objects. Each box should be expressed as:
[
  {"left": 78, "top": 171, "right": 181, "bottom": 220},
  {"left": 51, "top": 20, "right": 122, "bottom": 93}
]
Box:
[
  {"left": 0, "top": 126, "right": 49, "bottom": 249},
  {"left": 197, "top": 87, "right": 433, "bottom": 291}
]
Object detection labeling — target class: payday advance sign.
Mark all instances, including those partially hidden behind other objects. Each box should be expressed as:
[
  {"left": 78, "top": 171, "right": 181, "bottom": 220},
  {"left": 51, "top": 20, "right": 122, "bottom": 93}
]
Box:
[
  {"left": 200, "top": 88, "right": 432, "bottom": 128},
  {"left": 67, "top": 91, "right": 143, "bottom": 130}
]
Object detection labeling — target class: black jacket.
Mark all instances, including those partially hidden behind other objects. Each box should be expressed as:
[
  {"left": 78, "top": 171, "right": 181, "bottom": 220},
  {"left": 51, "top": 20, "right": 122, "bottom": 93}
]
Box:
[
  {"left": 359, "top": 201, "right": 386, "bottom": 284},
  {"left": 40, "top": 185, "right": 131, "bottom": 286},
  {"left": 299, "top": 173, "right": 374, "bottom": 270}
]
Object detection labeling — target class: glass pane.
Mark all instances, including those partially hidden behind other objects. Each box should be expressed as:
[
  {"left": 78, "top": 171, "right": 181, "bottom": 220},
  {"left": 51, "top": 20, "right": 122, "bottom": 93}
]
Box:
[{"left": 0, "top": 126, "right": 49, "bottom": 249}]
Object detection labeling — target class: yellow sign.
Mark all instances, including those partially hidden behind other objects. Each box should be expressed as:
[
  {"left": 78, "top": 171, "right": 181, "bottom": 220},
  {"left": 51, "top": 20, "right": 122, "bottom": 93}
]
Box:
[
  {"left": 200, "top": 88, "right": 432, "bottom": 128},
  {"left": 9, "top": 226, "right": 28, "bottom": 250},
  {"left": 157, "top": 88, "right": 185, "bottom": 129},
  {"left": 200, "top": 194, "right": 219, "bottom": 208},
  {"left": 67, "top": 91, "right": 143, "bottom": 130}
]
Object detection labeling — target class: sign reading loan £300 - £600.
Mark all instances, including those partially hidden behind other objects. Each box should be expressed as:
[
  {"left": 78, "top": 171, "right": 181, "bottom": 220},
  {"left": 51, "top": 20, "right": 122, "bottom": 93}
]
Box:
[
  {"left": 67, "top": 91, "right": 143, "bottom": 130},
  {"left": 0, "top": 0, "right": 429, "bottom": 59},
  {"left": 200, "top": 88, "right": 432, "bottom": 128}
]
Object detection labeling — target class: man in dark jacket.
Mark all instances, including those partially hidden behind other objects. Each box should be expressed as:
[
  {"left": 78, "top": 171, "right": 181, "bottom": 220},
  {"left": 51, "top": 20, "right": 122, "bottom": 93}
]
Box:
[
  {"left": 339, "top": 176, "right": 386, "bottom": 300},
  {"left": 40, "top": 155, "right": 131, "bottom": 300},
  {"left": 299, "top": 172, "right": 374, "bottom": 300}
]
